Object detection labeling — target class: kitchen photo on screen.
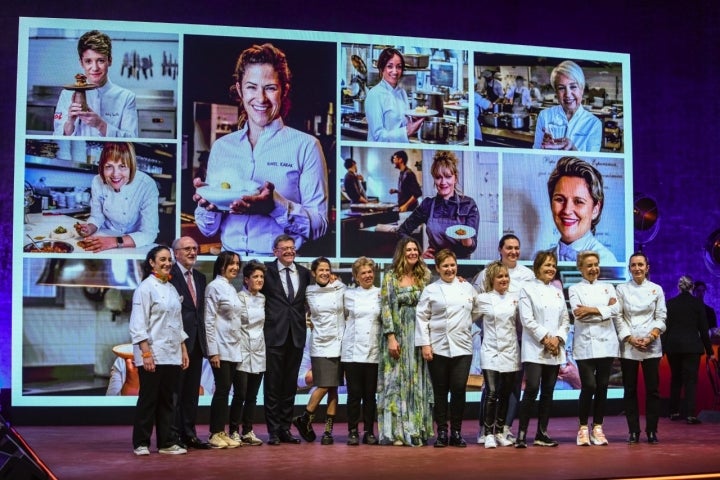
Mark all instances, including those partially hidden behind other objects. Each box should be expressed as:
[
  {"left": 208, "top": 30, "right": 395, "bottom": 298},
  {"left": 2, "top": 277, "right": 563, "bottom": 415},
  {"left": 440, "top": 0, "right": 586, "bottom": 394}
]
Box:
[
  {"left": 180, "top": 35, "right": 337, "bottom": 259},
  {"left": 340, "top": 43, "right": 469, "bottom": 146},
  {"left": 338, "top": 145, "right": 499, "bottom": 262},
  {"left": 23, "top": 139, "right": 177, "bottom": 255},
  {"left": 25, "top": 27, "right": 179, "bottom": 140},
  {"left": 474, "top": 52, "right": 625, "bottom": 153}
]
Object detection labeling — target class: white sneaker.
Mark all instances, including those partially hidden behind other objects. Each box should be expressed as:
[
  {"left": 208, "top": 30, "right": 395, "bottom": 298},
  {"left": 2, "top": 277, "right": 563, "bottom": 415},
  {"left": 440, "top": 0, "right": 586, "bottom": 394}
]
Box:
[
  {"left": 133, "top": 446, "right": 150, "bottom": 456},
  {"left": 495, "top": 433, "right": 514, "bottom": 447},
  {"left": 476, "top": 432, "right": 485, "bottom": 444},
  {"left": 590, "top": 424, "right": 608, "bottom": 446},
  {"left": 208, "top": 432, "right": 229, "bottom": 449},
  {"left": 230, "top": 432, "right": 242, "bottom": 443},
  {"left": 577, "top": 426, "right": 590, "bottom": 446},
  {"left": 158, "top": 444, "right": 187, "bottom": 455},
  {"left": 484, "top": 435, "right": 497, "bottom": 449},
  {"left": 241, "top": 430, "right": 264, "bottom": 446},
  {"left": 502, "top": 426, "right": 516, "bottom": 443},
  {"left": 217, "top": 431, "right": 241, "bottom": 448}
]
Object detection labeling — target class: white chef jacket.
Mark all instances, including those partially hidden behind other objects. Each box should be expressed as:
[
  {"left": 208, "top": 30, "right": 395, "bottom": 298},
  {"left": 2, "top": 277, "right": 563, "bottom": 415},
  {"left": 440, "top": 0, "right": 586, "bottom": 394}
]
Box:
[
  {"left": 129, "top": 275, "right": 188, "bottom": 366},
  {"left": 505, "top": 85, "right": 532, "bottom": 108},
  {"left": 568, "top": 279, "right": 622, "bottom": 360},
  {"left": 476, "top": 290, "right": 521, "bottom": 372},
  {"left": 415, "top": 277, "right": 478, "bottom": 358},
  {"left": 365, "top": 79, "right": 410, "bottom": 143},
  {"left": 53, "top": 78, "right": 138, "bottom": 138},
  {"left": 472, "top": 263, "right": 535, "bottom": 294},
  {"left": 194, "top": 118, "right": 328, "bottom": 255},
  {"left": 519, "top": 279, "right": 571, "bottom": 365},
  {"left": 616, "top": 279, "right": 667, "bottom": 360},
  {"left": 204, "top": 276, "right": 243, "bottom": 363},
  {"left": 341, "top": 285, "right": 382, "bottom": 364},
  {"left": 87, "top": 170, "right": 159, "bottom": 247},
  {"left": 554, "top": 230, "right": 618, "bottom": 265},
  {"left": 237, "top": 288, "right": 266, "bottom": 373},
  {"left": 533, "top": 105, "right": 602, "bottom": 152},
  {"left": 307, "top": 280, "right": 347, "bottom": 357}
]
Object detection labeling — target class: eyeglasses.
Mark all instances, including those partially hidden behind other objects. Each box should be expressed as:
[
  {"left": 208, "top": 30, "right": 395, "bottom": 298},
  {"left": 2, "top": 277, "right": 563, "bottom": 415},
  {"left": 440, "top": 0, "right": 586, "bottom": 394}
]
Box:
[
  {"left": 175, "top": 246, "right": 198, "bottom": 253},
  {"left": 274, "top": 246, "right": 296, "bottom": 253}
]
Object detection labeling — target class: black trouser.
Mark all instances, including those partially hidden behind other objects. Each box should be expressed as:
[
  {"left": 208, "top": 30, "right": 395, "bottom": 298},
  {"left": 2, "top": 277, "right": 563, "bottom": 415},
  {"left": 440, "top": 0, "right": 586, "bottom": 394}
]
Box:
[
  {"left": 577, "top": 357, "right": 614, "bottom": 425},
  {"left": 209, "top": 360, "right": 238, "bottom": 434},
  {"left": 483, "top": 369, "right": 517, "bottom": 435},
  {"left": 172, "top": 341, "right": 203, "bottom": 442},
  {"left": 667, "top": 353, "right": 702, "bottom": 418},
  {"left": 505, "top": 364, "right": 524, "bottom": 426},
  {"left": 343, "top": 362, "right": 379, "bottom": 433},
  {"left": 426, "top": 354, "right": 472, "bottom": 432},
  {"left": 230, "top": 371, "right": 264, "bottom": 435},
  {"left": 518, "top": 362, "right": 559, "bottom": 434},
  {"left": 620, "top": 357, "right": 660, "bottom": 433},
  {"left": 133, "top": 364, "right": 181, "bottom": 449},
  {"left": 264, "top": 336, "right": 304, "bottom": 436}
]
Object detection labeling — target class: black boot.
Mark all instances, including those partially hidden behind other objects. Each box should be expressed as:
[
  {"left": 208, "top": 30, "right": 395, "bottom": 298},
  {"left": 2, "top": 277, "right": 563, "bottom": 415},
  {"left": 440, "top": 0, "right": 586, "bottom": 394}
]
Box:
[
  {"left": 292, "top": 410, "right": 316, "bottom": 442},
  {"left": 449, "top": 430, "right": 467, "bottom": 448},
  {"left": 515, "top": 430, "right": 527, "bottom": 449},
  {"left": 434, "top": 429, "right": 448, "bottom": 448},
  {"left": 347, "top": 428, "right": 359, "bottom": 446},
  {"left": 321, "top": 415, "right": 335, "bottom": 445}
]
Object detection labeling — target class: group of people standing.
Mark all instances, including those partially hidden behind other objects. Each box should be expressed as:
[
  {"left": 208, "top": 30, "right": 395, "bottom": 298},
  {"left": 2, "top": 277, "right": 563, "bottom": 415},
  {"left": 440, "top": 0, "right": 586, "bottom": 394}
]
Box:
[{"left": 128, "top": 230, "right": 716, "bottom": 456}]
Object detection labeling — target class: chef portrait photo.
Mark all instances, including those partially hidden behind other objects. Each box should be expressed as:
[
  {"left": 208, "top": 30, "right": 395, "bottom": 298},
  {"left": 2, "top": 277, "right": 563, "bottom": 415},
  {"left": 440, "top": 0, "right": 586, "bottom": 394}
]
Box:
[
  {"left": 182, "top": 35, "right": 336, "bottom": 258},
  {"left": 339, "top": 43, "right": 469, "bottom": 145},
  {"left": 502, "top": 153, "right": 627, "bottom": 265},
  {"left": 474, "top": 52, "right": 625, "bottom": 153},
  {"left": 24, "top": 27, "right": 179, "bottom": 139},
  {"left": 339, "top": 146, "right": 498, "bottom": 261}
]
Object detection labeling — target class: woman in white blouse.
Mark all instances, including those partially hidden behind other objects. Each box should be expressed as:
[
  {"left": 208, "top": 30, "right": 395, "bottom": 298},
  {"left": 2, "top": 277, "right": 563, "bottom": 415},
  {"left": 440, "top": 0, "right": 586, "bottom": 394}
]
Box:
[
  {"left": 129, "top": 245, "right": 189, "bottom": 456},
  {"left": 615, "top": 252, "right": 666, "bottom": 444},
  {"left": 416, "top": 249, "right": 479, "bottom": 448},
  {"left": 515, "top": 250, "right": 570, "bottom": 448},
  {"left": 568, "top": 251, "right": 622, "bottom": 446},
  {"left": 204, "top": 251, "right": 244, "bottom": 449},
  {"left": 293, "top": 257, "right": 346, "bottom": 445},
  {"left": 228, "top": 260, "right": 267, "bottom": 446},
  {"left": 341, "top": 256, "right": 382, "bottom": 446},
  {"left": 476, "top": 261, "right": 521, "bottom": 449}
]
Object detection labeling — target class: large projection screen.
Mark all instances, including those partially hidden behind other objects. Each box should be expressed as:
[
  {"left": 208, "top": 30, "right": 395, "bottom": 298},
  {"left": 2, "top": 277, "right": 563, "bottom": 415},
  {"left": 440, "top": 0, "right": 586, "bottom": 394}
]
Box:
[{"left": 13, "top": 17, "right": 632, "bottom": 407}]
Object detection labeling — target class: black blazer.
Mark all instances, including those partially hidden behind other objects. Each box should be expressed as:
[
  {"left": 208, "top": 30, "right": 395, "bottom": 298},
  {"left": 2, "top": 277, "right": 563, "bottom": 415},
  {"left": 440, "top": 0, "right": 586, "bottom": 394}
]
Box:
[
  {"left": 663, "top": 291, "right": 713, "bottom": 355},
  {"left": 170, "top": 263, "right": 208, "bottom": 356},
  {"left": 262, "top": 261, "right": 311, "bottom": 349}
]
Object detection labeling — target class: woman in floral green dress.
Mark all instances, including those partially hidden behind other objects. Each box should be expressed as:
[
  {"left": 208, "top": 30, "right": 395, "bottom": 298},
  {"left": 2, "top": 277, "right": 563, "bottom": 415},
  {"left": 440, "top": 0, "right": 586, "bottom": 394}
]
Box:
[{"left": 377, "top": 237, "right": 434, "bottom": 446}]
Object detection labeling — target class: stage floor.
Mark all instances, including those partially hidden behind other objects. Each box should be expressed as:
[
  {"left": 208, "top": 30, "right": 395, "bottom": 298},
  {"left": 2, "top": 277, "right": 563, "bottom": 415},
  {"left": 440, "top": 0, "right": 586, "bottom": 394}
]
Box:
[{"left": 14, "top": 415, "right": 720, "bottom": 480}]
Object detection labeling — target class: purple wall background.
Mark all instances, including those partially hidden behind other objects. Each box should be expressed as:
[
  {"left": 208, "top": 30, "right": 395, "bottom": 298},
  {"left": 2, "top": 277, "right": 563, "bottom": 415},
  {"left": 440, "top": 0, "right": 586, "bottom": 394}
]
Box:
[{"left": 1, "top": 1, "right": 719, "bottom": 391}]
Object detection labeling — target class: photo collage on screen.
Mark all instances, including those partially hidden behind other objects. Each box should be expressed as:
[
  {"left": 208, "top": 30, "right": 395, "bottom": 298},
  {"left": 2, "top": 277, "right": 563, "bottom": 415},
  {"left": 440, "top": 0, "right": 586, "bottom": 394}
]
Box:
[{"left": 14, "top": 18, "right": 632, "bottom": 404}]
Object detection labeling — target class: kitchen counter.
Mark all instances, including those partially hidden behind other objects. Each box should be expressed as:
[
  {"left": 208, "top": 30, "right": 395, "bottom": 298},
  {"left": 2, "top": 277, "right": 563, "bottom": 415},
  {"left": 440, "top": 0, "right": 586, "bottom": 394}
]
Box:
[
  {"left": 480, "top": 126, "right": 534, "bottom": 148},
  {"left": 24, "top": 213, "right": 154, "bottom": 255}
]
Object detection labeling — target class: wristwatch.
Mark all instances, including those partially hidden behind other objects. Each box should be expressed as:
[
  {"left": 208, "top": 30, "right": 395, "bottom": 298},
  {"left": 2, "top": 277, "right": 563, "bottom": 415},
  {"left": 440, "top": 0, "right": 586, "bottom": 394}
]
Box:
[{"left": 116, "top": 236, "right": 124, "bottom": 249}]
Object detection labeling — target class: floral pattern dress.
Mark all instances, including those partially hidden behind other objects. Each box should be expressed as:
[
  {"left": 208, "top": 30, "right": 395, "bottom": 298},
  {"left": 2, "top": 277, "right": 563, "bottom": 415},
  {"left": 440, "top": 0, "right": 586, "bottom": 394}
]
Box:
[{"left": 377, "top": 273, "right": 434, "bottom": 445}]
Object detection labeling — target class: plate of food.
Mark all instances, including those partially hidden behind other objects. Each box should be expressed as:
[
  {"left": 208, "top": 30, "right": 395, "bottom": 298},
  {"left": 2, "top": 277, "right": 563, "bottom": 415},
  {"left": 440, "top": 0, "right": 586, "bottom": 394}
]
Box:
[
  {"left": 445, "top": 224, "right": 476, "bottom": 240},
  {"left": 405, "top": 107, "right": 439, "bottom": 118},
  {"left": 49, "top": 225, "right": 75, "bottom": 240},
  {"left": 63, "top": 73, "right": 98, "bottom": 90},
  {"left": 23, "top": 240, "right": 74, "bottom": 253},
  {"left": 196, "top": 180, "right": 261, "bottom": 210}
]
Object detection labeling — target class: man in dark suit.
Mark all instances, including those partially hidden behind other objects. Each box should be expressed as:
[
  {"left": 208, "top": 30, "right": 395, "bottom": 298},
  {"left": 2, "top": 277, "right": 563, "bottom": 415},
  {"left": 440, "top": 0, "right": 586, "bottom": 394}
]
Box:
[
  {"left": 262, "top": 234, "right": 311, "bottom": 445},
  {"left": 169, "top": 236, "right": 210, "bottom": 449}
]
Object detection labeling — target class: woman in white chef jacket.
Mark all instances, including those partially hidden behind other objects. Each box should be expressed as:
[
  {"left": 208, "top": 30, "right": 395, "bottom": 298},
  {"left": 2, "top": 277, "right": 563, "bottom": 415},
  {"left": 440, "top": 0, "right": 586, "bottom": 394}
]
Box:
[
  {"left": 341, "top": 256, "right": 382, "bottom": 446},
  {"left": 515, "top": 250, "right": 570, "bottom": 448},
  {"left": 228, "top": 260, "right": 267, "bottom": 446},
  {"left": 416, "top": 249, "right": 479, "bottom": 448},
  {"left": 475, "top": 261, "right": 521, "bottom": 449},
  {"left": 615, "top": 252, "right": 666, "bottom": 445},
  {"left": 130, "top": 245, "right": 189, "bottom": 456},
  {"left": 293, "top": 257, "right": 346, "bottom": 445},
  {"left": 568, "top": 251, "right": 622, "bottom": 447},
  {"left": 204, "top": 251, "right": 244, "bottom": 449}
]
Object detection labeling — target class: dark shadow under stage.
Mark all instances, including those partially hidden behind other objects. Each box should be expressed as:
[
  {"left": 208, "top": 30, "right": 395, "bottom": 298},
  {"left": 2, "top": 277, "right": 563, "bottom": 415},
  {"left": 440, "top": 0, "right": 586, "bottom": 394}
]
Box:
[{"left": 12, "top": 415, "right": 720, "bottom": 480}]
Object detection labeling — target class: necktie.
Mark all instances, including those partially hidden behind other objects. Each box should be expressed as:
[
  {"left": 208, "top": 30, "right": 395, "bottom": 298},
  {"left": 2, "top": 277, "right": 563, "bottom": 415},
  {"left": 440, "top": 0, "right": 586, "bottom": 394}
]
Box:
[
  {"left": 285, "top": 267, "right": 295, "bottom": 302},
  {"left": 185, "top": 270, "right": 197, "bottom": 306}
]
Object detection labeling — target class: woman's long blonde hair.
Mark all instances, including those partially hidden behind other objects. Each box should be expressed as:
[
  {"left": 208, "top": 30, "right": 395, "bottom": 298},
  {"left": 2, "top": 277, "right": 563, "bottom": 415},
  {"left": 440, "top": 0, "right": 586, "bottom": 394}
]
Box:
[{"left": 390, "top": 237, "right": 430, "bottom": 286}]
